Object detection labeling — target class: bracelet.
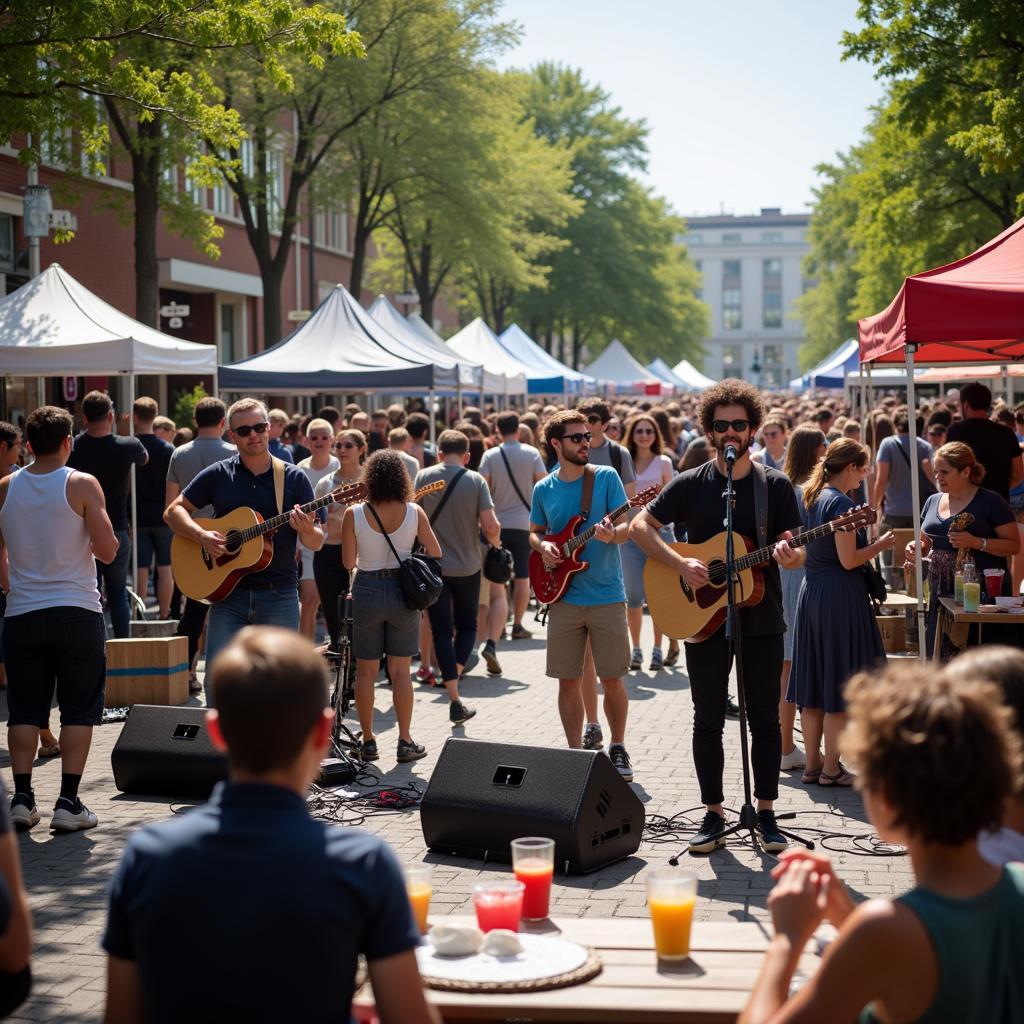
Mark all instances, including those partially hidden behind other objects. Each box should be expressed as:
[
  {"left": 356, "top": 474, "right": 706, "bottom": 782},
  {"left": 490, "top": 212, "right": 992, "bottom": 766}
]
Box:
[{"left": 980, "top": 537, "right": 988, "bottom": 553}]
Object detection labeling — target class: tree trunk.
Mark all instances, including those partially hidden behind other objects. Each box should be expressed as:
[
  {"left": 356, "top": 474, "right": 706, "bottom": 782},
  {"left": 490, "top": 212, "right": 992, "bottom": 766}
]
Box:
[
  {"left": 130, "top": 120, "right": 162, "bottom": 328},
  {"left": 261, "top": 262, "right": 286, "bottom": 348},
  {"left": 572, "top": 324, "right": 584, "bottom": 370},
  {"left": 349, "top": 194, "right": 373, "bottom": 298}
]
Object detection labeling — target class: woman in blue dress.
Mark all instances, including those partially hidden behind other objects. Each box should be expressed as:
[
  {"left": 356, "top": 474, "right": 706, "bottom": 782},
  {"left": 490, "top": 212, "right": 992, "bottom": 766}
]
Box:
[{"left": 789, "top": 439, "right": 892, "bottom": 787}]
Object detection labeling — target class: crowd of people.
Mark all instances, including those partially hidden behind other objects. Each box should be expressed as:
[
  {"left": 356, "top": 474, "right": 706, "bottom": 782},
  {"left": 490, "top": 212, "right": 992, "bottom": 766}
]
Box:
[{"left": 1, "top": 376, "right": 1023, "bottom": 1019}]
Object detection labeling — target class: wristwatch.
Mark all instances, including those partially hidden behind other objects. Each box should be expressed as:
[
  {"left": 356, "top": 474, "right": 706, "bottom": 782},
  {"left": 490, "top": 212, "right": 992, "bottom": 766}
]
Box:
[{"left": 980, "top": 537, "right": 988, "bottom": 552}]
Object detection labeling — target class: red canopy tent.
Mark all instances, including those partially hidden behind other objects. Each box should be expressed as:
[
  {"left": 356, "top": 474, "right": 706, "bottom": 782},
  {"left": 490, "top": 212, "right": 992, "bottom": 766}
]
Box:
[{"left": 858, "top": 215, "right": 1024, "bottom": 657}]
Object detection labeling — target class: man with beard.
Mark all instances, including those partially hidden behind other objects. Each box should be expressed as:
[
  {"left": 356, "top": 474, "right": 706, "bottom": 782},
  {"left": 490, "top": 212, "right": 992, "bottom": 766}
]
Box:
[
  {"left": 630, "top": 380, "right": 804, "bottom": 854},
  {"left": 529, "top": 411, "right": 634, "bottom": 780}
]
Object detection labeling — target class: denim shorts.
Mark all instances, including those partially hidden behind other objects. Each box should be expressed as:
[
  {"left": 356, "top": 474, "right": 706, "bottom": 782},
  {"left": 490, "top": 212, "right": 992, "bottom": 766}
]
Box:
[
  {"left": 136, "top": 525, "right": 173, "bottom": 567},
  {"left": 351, "top": 572, "right": 420, "bottom": 661},
  {"left": 500, "top": 528, "right": 532, "bottom": 579},
  {"left": 3, "top": 606, "right": 106, "bottom": 727}
]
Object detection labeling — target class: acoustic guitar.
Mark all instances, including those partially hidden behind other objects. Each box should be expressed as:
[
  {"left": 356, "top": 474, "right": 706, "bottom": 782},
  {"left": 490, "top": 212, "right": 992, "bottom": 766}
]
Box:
[
  {"left": 172, "top": 480, "right": 368, "bottom": 603},
  {"left": 643, "top": 504, "right": 877, "bottom": 642},
  {"left": 528, "top": 484, "right": 662, "bottom": 605}
]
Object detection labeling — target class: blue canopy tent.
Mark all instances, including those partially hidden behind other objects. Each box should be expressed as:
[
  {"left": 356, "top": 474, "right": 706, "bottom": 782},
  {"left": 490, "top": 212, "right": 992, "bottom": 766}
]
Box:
[
  {"left": 670, "top": 358, "right": 716, "bottom": 389},
  {"left": 646, "top": 358, "right": 691, "bottom": 391},
  {"left": 789, "top": 338, "right": 859, "bottom": 390},
  {"left": 497, "top": 323, "right": 593, "bottom": 395}
]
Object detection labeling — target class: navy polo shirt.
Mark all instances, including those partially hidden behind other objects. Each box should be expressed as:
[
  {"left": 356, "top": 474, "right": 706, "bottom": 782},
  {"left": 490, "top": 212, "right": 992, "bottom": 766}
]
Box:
[
  {"left": 102, "top": 783, "right": 420, "bottom": 1024},
  {"left": 182, "top": 454, "right": 315, "bottom": 588}
]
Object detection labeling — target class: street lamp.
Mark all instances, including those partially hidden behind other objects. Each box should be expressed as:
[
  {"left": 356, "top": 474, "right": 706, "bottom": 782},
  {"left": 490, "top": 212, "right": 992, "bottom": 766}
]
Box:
[{"left": 750, "top": 346, "right": 762, "bottom": 389}]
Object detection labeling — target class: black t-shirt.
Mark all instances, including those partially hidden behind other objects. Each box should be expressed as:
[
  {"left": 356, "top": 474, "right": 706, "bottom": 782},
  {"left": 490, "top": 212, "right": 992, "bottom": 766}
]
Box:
[
  {"left": 67, "top": 433, "right": 148, "bottom": 531},
  {"left": 136, "top": 434, "right": 174, "bottom": 527},
  {"left": 946, "top": 418, "right": 1021, "bottom": 499},
  {"left": 647, "top": 460, "right": 802, "bottom": 636}
]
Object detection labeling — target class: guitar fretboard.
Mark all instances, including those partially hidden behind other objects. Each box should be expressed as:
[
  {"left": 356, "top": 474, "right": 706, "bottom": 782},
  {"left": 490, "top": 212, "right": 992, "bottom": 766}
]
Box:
[
  {"left": 235, "top": 489, "right": 354, "bottom": 544},
  {"left": 731, "top": 517, "right": 860, "bottom": 572},
  {"left": 563, "top": 499, "right": 633, "bottom": 557}
]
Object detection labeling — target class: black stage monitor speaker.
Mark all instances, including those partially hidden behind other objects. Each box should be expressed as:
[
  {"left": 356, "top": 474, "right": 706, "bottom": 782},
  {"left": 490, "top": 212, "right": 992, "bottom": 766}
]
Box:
[
  {"left": 111, "top": 705, "right": 228, "bottom": 798},
  {"left": 420, "top": 738, "right": 644, "bottom": 874}
]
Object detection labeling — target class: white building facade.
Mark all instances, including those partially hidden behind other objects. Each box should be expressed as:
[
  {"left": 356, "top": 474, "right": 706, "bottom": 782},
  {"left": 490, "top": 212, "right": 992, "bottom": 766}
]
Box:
[{"left": 679, "top": 208, "right": 811, "bottom": 388}]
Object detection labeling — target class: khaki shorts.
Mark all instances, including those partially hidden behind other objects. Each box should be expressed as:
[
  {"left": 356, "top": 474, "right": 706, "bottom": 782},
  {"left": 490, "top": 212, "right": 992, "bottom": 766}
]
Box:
[{"left": 546, "top": 601, "right": 630, "bottom": 680}]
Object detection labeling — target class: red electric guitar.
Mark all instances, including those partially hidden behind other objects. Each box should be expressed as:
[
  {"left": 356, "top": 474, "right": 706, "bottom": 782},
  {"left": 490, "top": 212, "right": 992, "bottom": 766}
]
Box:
[{"left": 528, "top": 484, "right": 662, "bottom": 605}]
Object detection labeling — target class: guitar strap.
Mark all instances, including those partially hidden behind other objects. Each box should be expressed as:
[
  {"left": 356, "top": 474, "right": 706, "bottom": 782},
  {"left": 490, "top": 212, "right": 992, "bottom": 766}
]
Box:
[
  {"left": 272, "top": 457, "right": 286, "bottom": 516},
  {"left": 751, "top": 460, "right": 768, "bottom": 550},
  {"left": 580, "top": 464, "right": 596, "bottom": 521}
]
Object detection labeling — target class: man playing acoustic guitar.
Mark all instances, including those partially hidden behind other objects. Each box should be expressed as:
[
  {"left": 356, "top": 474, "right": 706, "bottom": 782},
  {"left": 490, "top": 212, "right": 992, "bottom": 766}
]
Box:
[
  {"left": 165, "top": 399, "right": 323, "bottom": 702},
  {"left": 529, "top": 411, "right": 635, "bottom": 780},
  {"left": 630, "top": 380, "right": 804, "bottom": 854}
]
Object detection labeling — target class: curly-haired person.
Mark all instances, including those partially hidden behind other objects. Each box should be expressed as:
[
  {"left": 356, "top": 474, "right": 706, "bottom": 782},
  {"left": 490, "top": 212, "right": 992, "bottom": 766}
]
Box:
[{"left": 740, "top": 664, "right": 1024, "bottom": 1024}]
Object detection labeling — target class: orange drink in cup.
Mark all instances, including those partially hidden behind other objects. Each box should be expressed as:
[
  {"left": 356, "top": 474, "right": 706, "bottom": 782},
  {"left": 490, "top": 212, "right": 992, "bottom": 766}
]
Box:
[
  {"left": 404, "top": 865, "right": 433, "bottom": 934},
  {"left": 646, "top": 869, "right": 697, "bottom": 960},
  {"left": 511, "top": 837, "right": 555, "bottom": 920}
]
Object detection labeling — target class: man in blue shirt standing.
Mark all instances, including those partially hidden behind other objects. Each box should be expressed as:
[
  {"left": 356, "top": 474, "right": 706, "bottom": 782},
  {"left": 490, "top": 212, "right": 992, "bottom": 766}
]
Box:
[
  {"left": 164, "top": 398, "right": 323, "bottom": 702},
  {"left": 102, "top": 626, "right": 438, "bottom": 1024},
  {"left": 530, "top": 410, "right": 634, "bottom": 780}
]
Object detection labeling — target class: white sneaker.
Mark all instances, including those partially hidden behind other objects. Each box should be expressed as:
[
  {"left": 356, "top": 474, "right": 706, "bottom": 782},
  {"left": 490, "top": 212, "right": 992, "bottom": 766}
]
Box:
[
  {"left": 780, "top": 745, "right": 806, "bottom": 770},
  {"left": 50, "top": 798, "right": 98, "bottom": 832},
  {"left": 10, "top": 794, "right": 39, "bottom": 829}
]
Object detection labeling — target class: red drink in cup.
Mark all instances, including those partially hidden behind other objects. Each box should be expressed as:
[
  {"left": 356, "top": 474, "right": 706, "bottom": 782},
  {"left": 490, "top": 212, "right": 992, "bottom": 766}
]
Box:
[
  {"left": 984, "top": 568, "right": 1004, "bottom": 600},
  {"left": 473, "top": 881, "right": 525, "bottom": 932},
  {"left": 512, "top": 837, "right": 555, "bottom": 920}
]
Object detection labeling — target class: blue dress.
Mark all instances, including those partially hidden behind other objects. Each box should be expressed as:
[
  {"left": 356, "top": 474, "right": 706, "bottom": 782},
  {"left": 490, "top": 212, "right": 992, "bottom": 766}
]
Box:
[
  {"left": 781, "top": 483, "right": 806, "bottom": 661},
  {"left": 789, "top": 488, "right": 885, "bottom": 713}
]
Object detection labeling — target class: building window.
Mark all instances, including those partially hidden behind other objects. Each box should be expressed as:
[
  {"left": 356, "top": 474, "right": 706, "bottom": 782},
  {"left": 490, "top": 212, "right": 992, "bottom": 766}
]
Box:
[
  {"left": 722, "top": 344, "right": 743, "bottom": 376},
  {"left": 762, "top": 367, "right": 784, "bottom": 387},
  {"left": 722, "top": 232, "right": 741, "bottom": 244},
  {"left": 761, "top": 231, "right": 783, "bottom": 244},
  {"left": 689, "top": 233, "right": 703, "bottom": 246},
  {"left": 315, "top": 209, "right": 349, "bottom": 252},
  {"left": 762, "top": 344, "right": 783, "bottom": 366},
  {"left": 0, "top": 215, "right": 13, "bottom": 271},
  {"left": 722, "top": 260, "right": 742, "bottom": 330},
  {"left": 219, "top": 304, "right": 237, "bottom": 364},
  {"left": 213, "top": 178, "right": 235, "bottom": 218},
  {"left": 763, "top": 258, "right": 783, "bottom": 329},
  {"left": 693, "top": 259, "right": 703, "bottom": 300}
]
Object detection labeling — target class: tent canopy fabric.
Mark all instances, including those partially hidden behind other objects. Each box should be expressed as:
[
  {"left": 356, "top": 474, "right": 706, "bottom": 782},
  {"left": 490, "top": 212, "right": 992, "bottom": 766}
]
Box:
[
  {"left": 670, "top": 358, "right": 716, "bottom": 390},
  {"left": 859, "top": 216, "right": 1024, "bottom": 364},
  {"left": 498, "top": 323, "right": 592, "bottom": 394},
  {"left": 584, "top": 340, "right": 667, "bottom": 395},
  {"left": 0, "top": 263, "right": 218, "bottom": 375},
  {"left": 646, "top": 358, "right": 688, "bottom": 390},
  {"left": 445, "top": 318, "right": 528, "bottom": 396},
  {"left": 219, "top": 285, "right": 451, "bottom": 392},
  {"left": 790, "top": 338, "right": 860, "bottom": 389}
]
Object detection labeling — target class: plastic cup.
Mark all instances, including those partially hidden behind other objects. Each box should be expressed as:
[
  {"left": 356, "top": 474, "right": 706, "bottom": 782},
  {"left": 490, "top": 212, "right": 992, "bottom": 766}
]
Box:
[
  {"left": 984, "top": 568, "right": 1005, "bottom": 600},
  {"left": 473, "top": 880, "right": 525, "bottom": 933},
  {"left": 404, "top": 865, "right": 433, "bottom": 935},
  {"left": 646, "top": 869, "right": 697, "bottom": 961},
  {"left": 511, "top": 837, "right": 555, "bottom": 920},
  {"left": 954, "top": 573, "right": 965, "bottom": 604},
  {"left": 963, "top": 580, "right": 981, "bottom": 613}
]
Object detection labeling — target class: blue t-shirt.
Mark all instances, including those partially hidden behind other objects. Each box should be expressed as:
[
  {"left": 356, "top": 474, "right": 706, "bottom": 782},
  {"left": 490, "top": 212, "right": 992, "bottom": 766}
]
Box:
[
  {"left": 530, "top": 465, "right": 627, "bottom": 605},
  {"left": 268, "top": 438, "right": 294, "bottom": 464},
  {"left": 102, "top": 783, "right": 419, "bottom": 1024},
  {"left": 921, "top": 488, "right": 1014, "bottom": 578},
  {"left": 182, "top": 455, "right": 315, "bottom": 588}
]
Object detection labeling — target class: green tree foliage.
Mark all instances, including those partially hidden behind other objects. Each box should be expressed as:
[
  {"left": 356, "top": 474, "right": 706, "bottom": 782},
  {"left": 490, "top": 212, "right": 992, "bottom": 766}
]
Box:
[{"left": 171, "top": 383, "right": 208, "bottom": 430}]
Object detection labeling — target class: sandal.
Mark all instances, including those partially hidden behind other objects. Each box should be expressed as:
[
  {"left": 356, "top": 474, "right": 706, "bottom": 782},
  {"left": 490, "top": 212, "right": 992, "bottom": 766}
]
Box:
[
  {"left": 818, "top": 763, "right": 855, "bottom": 787},
  {"left": 801, "top": 767, "right": 822, "bottom": 784},
  {"left": 38, "top": 743, "right": 61, "bottom": 758}
]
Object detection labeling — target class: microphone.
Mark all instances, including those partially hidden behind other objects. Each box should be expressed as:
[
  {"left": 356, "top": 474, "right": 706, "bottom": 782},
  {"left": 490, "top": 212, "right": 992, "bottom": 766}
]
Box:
[{"left": 724, "top": 444, "right": 738, "bottom": 465}]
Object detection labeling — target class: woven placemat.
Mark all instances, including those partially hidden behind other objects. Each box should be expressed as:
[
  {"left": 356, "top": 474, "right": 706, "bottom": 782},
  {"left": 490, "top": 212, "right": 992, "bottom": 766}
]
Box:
[{"left": 421, "top": 947, "right": 602, "bottom": 994}]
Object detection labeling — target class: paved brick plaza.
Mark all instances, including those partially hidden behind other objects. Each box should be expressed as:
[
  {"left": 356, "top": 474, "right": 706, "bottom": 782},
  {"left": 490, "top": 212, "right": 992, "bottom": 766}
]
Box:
[{"left": 1, "top": 615, "right": 916, "bottom": 1021}]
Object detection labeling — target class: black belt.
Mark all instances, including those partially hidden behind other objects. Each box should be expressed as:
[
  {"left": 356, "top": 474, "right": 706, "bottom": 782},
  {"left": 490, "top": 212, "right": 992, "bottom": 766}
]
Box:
[{"left": 358, "top": 568, "right": 402, "bottom": 578}]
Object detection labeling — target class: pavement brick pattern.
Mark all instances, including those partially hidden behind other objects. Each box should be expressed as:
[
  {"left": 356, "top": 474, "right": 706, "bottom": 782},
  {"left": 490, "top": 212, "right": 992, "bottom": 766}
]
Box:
[{"left": 0, "top": 613, "right": 915, "bottom": 1021}]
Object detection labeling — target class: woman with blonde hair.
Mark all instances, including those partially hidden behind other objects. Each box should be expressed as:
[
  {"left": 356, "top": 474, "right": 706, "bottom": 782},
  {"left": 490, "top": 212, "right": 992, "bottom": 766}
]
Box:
[{"left": 788, "top": 439, "right": 891, "bottom": 786}]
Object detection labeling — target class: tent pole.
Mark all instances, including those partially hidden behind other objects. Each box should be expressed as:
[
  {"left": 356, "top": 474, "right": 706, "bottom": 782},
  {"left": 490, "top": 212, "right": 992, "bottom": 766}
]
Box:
[
  {"left": 128, "top": 373, "right": 139, "bottom": 627},
  {"left": 428, "top": 388, "right": 435, "bottom": 445},
  {"left": 905, "top": 345, "right": 926, "bottom": 659},
  {"left": 456, "top": 380, "right": 463, "bottom": 422}
]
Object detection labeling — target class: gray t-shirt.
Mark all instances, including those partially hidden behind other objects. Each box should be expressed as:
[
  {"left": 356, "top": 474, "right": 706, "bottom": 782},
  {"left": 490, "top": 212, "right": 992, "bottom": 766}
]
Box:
[
  {"left": 415, "top": 462, "right": 494, "bottom": 577},
  {"left": 479, "top": 440, "right": 546, "bottom": 532},
  {"left": 394, "top": 450, "right": 420, "bottom": 483},
  {"left": 167, "top": 436, "right": 236, "bottom": 519},
  {"left": 877, "top": 434, "right": 934, "bottom": 517},
  {"left": 588, "top": 438, "right": 636, "bottom": 485}
]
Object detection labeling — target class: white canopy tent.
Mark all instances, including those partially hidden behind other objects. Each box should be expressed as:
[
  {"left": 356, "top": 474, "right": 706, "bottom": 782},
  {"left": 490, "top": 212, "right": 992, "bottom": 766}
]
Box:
[
  {"left": 671, "top": 358, "right": 716, "bottom": 390},
  {"left": 445, "top": 318, "right": 529, "bottom": 405},
  {"left": 584, "top": 339, "right": 668, "bottom": 395}
]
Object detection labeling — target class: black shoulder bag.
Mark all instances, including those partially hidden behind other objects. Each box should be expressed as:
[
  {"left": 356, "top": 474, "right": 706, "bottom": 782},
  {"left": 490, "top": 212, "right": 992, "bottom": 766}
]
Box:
[{"left": 365, "top": 503, "right": 443, "bottom": 611}]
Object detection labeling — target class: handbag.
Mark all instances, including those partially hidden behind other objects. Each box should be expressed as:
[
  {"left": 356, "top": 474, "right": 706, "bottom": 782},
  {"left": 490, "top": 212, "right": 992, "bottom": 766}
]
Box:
[
  {"left": 861, "top": 560, "right": 888, "bottom": 609},
  {"left": 483, "top": 544, "right": 514, "bottom": 584},
  {"left": 365, "top": 503, "right": 443, "bottom": 611}
]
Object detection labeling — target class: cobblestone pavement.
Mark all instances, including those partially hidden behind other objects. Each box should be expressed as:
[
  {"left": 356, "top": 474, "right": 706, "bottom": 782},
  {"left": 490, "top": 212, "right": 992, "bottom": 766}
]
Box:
[{"left": 0, "top": 612, "right": 914, "bottom": 1021}]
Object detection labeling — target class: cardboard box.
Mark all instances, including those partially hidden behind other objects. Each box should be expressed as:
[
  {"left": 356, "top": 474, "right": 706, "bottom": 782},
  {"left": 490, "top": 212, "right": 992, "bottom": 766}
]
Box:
[
  {"left": 105, "top": 637, "right": 189, "bottom": 708},
  {"left": 129, "top": 619, "right": 178, "bottom": 638},
  {"left": 876, "top": 614, "right": 906, "bottom": 654}
]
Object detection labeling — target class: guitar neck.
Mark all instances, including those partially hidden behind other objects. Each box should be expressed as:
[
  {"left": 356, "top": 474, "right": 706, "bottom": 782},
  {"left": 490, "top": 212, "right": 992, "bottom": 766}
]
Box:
[
  {"left": 734, "top": 518, "right": 853, "bottom": 572},
  {"left": 237, "top": 492, "right": 338, "bottom": 543},
  {"left": 564, "top": 499, "right": 633, "bottom": 556}
]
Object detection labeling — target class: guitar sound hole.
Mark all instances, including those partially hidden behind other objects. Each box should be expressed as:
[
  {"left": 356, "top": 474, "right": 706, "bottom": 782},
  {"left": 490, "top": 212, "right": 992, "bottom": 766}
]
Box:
[
  {"left": 225, "top": 531, "right": 243, "bottom": 554},
  {"left": 706, "top": 560, "right": 728, "bottom": 590}
]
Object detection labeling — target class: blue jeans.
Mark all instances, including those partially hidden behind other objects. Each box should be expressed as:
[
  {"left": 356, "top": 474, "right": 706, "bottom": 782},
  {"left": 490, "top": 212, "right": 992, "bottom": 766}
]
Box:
[
  {"left": 620, "top": 527, "right": 674, "bottom": 609},
  {"left": 97, "top": 530, "right": 131, "bottom": 638},
  {"left": 203, "top": 585, "right": 299, "bottom": 704}
]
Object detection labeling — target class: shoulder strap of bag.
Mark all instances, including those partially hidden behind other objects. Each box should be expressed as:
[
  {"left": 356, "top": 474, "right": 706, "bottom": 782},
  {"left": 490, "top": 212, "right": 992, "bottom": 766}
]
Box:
[
  {"left": 365, "top": 502, "right": 404, "bottom": 567},
  {"left": 429, "top": 467, "right": 467, "bottom": 526},
  {"left": 580, "top": 464, "right": 596, "bottom": 521},
  {"left": 272, "top": 457, "right": 286, "bottom": 516},
  {"left": 499, "top": 446, "right": 531, "bottom": 512},
  {"left": 751, "top": 459, "right": 768, "bottom": 550},
  {"left": 610, "top": 442, "right": 622, "bottom": 475},
  {"left": 894, "top": 435, "right": 934, "bottom": 493}
]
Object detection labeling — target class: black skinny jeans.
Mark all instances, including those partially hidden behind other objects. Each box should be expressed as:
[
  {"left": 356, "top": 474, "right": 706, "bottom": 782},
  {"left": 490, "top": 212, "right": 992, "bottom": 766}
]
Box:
[
  {"left": 427, "top": 572, "right": 481, "bottom": 683},
  {"left": 313, "top": 544, "right": 350, "bottom": 643},
  {"left": 684, "top": 630, "right": 783, "bottom": 805},
  {"left": 176, "top": 597, "right": 210, "bottom": 668}
]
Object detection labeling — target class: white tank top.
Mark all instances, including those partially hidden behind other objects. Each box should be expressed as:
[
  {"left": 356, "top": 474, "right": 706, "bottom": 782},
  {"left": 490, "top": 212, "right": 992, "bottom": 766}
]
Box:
[
  {"left": 635, "top": 453, "right": 672, "bottom": 491},
  {"left": 0, "top": 467, "right": 102, "bottom": 615},
  {"left": 354, "top": 503, "right": 418, "bottom": 570}
]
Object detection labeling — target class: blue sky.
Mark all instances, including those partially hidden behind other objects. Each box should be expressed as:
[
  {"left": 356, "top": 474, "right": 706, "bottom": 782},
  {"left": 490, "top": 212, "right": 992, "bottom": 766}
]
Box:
[{"left": 496, "top": 0, "right": 884, "bottom": 218}]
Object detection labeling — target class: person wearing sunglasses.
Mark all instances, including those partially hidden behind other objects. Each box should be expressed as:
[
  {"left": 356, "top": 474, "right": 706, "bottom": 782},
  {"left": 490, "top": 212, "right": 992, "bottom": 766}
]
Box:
[
  {"left": 165, "top": 398, "right": 324, "bottom": 702},
  {"left": 630, "top": 380, "right": 805, "bottom": 855},
  {"left": 530, "top": 410, "right": 635, "bottom": 781}
]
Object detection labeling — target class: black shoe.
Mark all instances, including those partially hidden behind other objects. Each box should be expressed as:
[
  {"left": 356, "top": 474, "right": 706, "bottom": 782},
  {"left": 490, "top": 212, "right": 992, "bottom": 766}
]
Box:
[
  {"left": 481, "top": 640, "right": 502, "bottom": 676},
  {"left": 360, "top": 739, "right": 379, "bottom": 762},
  {"left": 664, "top": 640, "right": 680, "bottom": 667},
  {"left": 397, "top": 739, "right": 428, "bottom": 764},
  {"left": 608, "top": 744, "right": 633, "bottom": 782},
  {"left": 725, "top": 695, "right": 741, "bottom": 718},
  {"left": 688, "top": 810, "right": 728, "bottom": 854},
  {"left": 449, "top": 701, "right": 477, "bottom": 725},
  {"left": 510, "top": 624, "right": 532, "bottom": 640},
  {"left": 756, "top": 810, "right": 788, "bottom": 854}
]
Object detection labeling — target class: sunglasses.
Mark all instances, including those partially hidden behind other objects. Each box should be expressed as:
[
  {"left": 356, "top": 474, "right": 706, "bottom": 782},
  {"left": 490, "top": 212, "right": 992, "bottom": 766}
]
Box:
[
  {"left": 334, "top": 441, "right": 359, "bottom": 450},
  {"left": 712, "top": 419, "right": 750, "bottom": 433},
  {"left": 633, "top": 428, "right": 656, "bottom": 436},
  {"left": 560, "top": 431, "right": 592, "bottom": 444},
  {"left": 232, "top": 422, "right": 270, "bottom": 438},
  {"left": 308, "top": 434, "right": 333, "bottom": 442},
  {"left": 585, "top": 415, "right": 605, "bottom": 425}
]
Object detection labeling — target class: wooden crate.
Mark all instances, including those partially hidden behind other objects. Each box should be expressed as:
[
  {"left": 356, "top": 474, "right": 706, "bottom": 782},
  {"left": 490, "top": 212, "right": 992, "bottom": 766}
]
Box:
[
  {"left": 876, "top": 614, "right": 906, "bottom": 654},
  {"left": 105, "top": 637, "right": 189, "bottom": 707}
]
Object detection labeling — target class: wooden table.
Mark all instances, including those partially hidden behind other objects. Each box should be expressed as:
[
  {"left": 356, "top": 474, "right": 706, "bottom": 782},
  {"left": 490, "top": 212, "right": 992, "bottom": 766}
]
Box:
[
  {"left": 353, "top": 917, "right": 824, "bottom": 1023},
  {"left": 936, "top": 596, "right": 1024, "bottom": 650}
]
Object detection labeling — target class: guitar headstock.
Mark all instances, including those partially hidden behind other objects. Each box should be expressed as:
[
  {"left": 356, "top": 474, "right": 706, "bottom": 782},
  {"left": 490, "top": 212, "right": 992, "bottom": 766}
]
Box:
[
  {"left": 332, "top": 481, "right": 368, "bottom": 506},
  {"left": 414, "top": 480, "right": 446, "bottom": 502},
  {"left": 629, "top": 484, "right": 662, "bottom": 509},
  {"left": 833, "top": 503, "right": 877, "bottom": 532}
]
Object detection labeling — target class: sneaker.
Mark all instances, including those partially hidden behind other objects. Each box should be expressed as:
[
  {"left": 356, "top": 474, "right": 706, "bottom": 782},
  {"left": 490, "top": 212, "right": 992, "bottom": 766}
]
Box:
[
  {"left": 725, "top": 695, "right": 741, "bottom": 718},
  {"left": 649, "top": 648, "right": 663, "bottom": 671},
  {"left": 50, "top": 797, "right": 98, "bottom": 833},
  {"left": 481, "top": 640, "right": 502, "bottom": 676},
  {"left": 756, "top": 810, "right": 789, "bottom": 854},
  {"left": 608, "top": 744, "right": 633, "bottom": 782},
  {"left": 780, "top": 745, "right": 806, "bottom": 771},
  {"left": 188, "top": 673, "right": 203, "bottom": 696},
  {"left": 688, "top": 810, "right": 728, "bottom": 854},
  {"left": 510, "top": 624, "right": 532, "bottom": 640},
  {"left": 360, "top": 738, "right": 379, "bottom": 762},
  {"left": 416, "top": 667, "right": 438, "bottom": 687},
  {"left": 629, "top": 647, "right": 643, "bottom": 671},
  {"left": 461, "top": 651, "right": 480, "bottom": 677},
  {"left": 664, "top": 639, "right": 680, "bottom": 667},
  {"left": 397, "top": 739, "right": 428, "bottom": 764},
  {"left": 582, "top": 723, "right": 604, "bottom": 750},
  {"left": 10, "top": 793, "right": 39, "bottom": 830},
  {"left": 449, "top": 701, "right": 477, "bottom": 725}
]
